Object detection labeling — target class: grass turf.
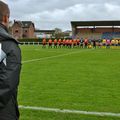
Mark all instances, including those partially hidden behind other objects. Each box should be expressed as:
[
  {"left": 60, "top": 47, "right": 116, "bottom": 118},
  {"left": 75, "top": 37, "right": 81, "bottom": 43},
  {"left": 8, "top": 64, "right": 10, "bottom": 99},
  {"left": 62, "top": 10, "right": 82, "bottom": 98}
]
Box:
[{"left": 19, "top": 45, "right": 120, "bottom": 120}]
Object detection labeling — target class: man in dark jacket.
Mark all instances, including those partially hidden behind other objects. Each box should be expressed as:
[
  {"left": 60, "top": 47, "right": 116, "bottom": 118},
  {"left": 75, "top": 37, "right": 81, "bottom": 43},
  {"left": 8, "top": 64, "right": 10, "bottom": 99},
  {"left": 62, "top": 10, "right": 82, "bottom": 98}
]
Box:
[{"left": 0, "top": 1, "right": 21, "bottom": 120}]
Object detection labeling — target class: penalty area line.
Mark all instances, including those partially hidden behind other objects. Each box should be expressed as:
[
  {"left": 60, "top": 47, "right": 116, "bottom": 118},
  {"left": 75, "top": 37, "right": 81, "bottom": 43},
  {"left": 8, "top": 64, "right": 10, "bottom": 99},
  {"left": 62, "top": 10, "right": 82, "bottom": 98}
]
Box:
[{"left": 19, "top": 105, "right": 120, "bottom": 117}]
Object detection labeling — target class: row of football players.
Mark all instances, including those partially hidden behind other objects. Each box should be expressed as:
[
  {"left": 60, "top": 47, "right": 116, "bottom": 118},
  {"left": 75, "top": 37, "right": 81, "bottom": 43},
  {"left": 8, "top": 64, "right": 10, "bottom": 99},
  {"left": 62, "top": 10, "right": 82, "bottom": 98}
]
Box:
[
  {"left": 42, "top": 39, "right": 89, "bottom": 48},
  {"left": 42, "top": 38, "right": 120, "bottom": 48}
]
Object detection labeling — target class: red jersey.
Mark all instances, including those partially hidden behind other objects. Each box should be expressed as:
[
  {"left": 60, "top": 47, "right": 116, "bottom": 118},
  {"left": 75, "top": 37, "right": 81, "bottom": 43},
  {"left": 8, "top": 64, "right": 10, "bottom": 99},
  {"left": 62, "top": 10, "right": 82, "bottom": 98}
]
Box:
[
  {"left": 84, "top": 39, "right": 88, "bottom": 44},
  {"left": 77, "top": 39, "right": 80, "bottom": 43}
]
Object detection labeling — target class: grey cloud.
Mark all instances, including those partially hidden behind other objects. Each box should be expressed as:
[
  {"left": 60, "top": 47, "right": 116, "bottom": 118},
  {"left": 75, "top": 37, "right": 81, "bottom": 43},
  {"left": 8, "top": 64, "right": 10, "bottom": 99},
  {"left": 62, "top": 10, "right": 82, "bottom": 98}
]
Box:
[{"left": 7, "top": 0, "right": 120, "bottom": 30}]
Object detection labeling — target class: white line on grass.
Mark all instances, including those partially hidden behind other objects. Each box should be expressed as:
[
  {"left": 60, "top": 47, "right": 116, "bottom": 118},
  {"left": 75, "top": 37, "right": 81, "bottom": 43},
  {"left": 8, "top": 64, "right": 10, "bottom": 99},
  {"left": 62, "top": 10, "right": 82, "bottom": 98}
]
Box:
[
  {"left": 19, "top": 105, "right": 120, "bottom": 117},
  {"left": 35, "top": 49, "right": 60, "bottom": 53},
  {"left": 22, "top": 50, "right": 90, "bottom": 64}
]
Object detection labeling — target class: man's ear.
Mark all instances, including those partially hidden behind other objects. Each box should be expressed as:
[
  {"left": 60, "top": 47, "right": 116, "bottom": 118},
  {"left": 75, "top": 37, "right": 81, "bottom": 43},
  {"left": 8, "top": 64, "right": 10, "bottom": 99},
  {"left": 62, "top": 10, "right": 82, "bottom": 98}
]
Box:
[{"left": 2, "top": 15, "right": 8, "bottom": 23}]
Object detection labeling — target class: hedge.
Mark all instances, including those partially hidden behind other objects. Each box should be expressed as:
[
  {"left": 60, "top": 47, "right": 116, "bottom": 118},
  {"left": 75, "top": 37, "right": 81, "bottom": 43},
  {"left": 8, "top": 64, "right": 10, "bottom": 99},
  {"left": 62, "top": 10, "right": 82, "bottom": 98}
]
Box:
[{"left": 18, "top": 38, "right": 72, "bottom": 42}]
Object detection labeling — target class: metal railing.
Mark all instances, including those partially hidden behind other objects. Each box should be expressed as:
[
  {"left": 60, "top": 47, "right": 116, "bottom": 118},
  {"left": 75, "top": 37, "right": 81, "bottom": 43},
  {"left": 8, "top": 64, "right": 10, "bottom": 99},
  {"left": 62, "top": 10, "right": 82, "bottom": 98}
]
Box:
[{"left": 20, "top": 42, "right": 42, "bottom": 45}]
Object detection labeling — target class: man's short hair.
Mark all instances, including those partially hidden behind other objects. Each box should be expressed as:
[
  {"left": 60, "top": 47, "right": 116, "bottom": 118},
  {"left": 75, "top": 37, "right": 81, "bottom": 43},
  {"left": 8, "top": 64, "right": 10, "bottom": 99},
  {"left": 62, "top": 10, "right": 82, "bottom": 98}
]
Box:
[{"left": 0, "top": 1, "right": 10, "bottom": 22}]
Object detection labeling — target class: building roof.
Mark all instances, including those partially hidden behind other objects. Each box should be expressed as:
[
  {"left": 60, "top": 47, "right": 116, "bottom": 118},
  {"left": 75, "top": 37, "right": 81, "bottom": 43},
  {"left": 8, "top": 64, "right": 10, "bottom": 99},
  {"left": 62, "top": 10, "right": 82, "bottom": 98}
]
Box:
[
  {"left": 14, "top": 21, "right": 22, "bottom": 27},
  {"left": 14, "top": 20, "right": 35, "bottom": 28},
  {"left": 22, "top": 21, "right": 34, "bottom": 28},
  {"left": 71, "top": 20, "right": 120, "bottom": 27},
  {"left": 35, "top": 30, "right": 55, "bottom": 33}
]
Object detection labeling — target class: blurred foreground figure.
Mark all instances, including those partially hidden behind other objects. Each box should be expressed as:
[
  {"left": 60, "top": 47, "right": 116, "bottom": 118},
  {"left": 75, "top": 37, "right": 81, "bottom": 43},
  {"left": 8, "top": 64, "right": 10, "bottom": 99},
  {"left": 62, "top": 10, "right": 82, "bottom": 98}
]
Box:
[{"left": 0, "top": 1, "right": 21, "bottom": 120}]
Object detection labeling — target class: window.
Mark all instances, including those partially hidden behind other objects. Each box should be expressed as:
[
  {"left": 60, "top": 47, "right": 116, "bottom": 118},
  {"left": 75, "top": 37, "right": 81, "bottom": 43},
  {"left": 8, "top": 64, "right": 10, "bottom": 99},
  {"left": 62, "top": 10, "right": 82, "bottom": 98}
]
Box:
[
  {"left": 25, "top": 23, "right": 28, "bottom": 26},
  {"left": 15, "top": 30, "right": 18, "bottom": 33}
]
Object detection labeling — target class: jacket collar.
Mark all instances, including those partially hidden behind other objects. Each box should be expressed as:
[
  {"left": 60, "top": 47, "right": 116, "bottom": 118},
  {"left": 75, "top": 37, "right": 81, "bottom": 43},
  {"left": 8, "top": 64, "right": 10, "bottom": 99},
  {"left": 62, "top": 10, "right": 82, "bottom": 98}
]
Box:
[
  {"left": 0, "top": 23, "right": 19, "bottom": 44},
  {"left": 0, "top": 23, "right": 8, "bottom": 32}
]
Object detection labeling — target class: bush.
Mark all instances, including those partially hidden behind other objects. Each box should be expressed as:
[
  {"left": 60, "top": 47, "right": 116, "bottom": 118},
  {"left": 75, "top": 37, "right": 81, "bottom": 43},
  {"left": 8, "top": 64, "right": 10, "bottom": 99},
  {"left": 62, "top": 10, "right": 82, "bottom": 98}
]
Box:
[
  {"left": 18, "top": 38, "right": 40, "bottom": 42},
  {"left": 18, "top": 37, "right": 73, "bottom": 42}
]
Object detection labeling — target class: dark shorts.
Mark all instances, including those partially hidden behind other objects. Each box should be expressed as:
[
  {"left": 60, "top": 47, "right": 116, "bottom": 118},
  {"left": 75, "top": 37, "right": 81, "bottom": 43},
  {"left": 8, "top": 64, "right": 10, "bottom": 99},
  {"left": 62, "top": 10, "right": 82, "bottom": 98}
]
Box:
[
  {"left": 49, "top": 43, "right": 52, "bottom": 46},
  {"left": 66, "top": 44, "right": 68, "bottom": 46},
  {"left": 73, "top": 44, "right": 76, "bottom": 46},
  {"left": 54, "top": 43, "right": 57, "bottom": 46},
  {"left": 43, "top": 43, "right": 46, "bottom": 45},
  {"left": 84, "top": 43, "right": 88, "bottom": 46},
  {"left": 80, "top": 43, "right": 83, "bottom": 46},
  {"left": 111, "top": 44, "right": 115, "bottom": 46},
  {"left": 98, "top": 43, "right": 100, "bottom": 46},
  {"left": 103, "top": 43, "right": 106, "bottom": 46}
]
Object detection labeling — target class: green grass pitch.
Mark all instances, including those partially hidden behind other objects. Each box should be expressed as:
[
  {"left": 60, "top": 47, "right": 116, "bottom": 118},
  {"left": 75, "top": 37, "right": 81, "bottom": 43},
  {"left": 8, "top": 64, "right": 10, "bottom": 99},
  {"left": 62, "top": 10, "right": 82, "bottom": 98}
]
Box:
[{"left": 19, "top": 45, "right": 120, "bottom": 120}]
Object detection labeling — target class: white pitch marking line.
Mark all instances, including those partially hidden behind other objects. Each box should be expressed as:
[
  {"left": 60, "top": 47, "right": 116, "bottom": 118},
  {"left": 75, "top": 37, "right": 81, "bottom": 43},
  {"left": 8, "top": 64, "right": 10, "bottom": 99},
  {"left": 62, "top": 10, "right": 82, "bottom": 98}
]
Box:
[
  {"left": 19, "top": 105, "right": 120, "bottom": 117},
  {"left": 22, "top": 50, "right": 90, "bottom": 64}
]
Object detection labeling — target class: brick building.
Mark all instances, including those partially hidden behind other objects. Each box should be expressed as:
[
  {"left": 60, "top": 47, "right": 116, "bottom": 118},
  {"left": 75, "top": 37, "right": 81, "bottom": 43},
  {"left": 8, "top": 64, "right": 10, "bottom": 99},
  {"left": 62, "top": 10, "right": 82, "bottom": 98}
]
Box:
[{"left": 12, "top": 20, "right": 35, "bottom": 39}]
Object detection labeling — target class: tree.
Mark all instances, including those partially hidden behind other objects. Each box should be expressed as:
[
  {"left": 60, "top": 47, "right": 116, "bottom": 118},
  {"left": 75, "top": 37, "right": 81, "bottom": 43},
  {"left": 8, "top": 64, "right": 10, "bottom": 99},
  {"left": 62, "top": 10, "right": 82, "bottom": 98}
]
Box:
[{"left": 54, "top": 28, "right": 63, "bottom": 38}]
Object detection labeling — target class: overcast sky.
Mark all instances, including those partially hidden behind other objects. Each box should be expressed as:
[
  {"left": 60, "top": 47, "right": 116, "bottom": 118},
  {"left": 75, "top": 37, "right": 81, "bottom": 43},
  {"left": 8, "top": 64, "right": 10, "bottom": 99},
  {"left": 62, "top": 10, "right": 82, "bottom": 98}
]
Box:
[{"left": 3, "top": 0, "right": 120, "bottom": 30}]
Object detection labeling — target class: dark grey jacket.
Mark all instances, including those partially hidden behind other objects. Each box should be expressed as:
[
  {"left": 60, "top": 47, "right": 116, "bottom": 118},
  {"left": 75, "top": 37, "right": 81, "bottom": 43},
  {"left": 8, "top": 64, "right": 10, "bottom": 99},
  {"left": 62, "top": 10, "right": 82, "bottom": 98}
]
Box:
[{"left": 0, "top": 24, "right": 21, "bottom": 120}]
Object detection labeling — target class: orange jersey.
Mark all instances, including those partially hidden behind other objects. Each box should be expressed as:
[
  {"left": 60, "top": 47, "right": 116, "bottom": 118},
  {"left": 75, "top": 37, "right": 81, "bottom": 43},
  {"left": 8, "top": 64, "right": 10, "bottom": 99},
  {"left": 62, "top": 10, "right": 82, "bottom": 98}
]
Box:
[
  {"left": 48, "top": 39, "right": 52, "bottom": 44},
  {"left": 58, "top": 39, "right": 62, "bottom": 44},
  {"left": 62, "top": 40, "right": 66, "bottom": 44},
  {"left": 42, "top": 39, "right": 46, "bottom": 44},
  {"left": 73, "top": 40, "right": 77, "bottom": 44},
  {"left": 77, "top": 39, "right": 80, "bottom": 43},
  {"left": 69, "top": 40, "right": 73, "bottom": 45},
  {"left": 65, "top": 40, "right": 69, "bottom": 45},
  {"left": 54, "top": 39, "right": 57, "bottom": 44}
]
